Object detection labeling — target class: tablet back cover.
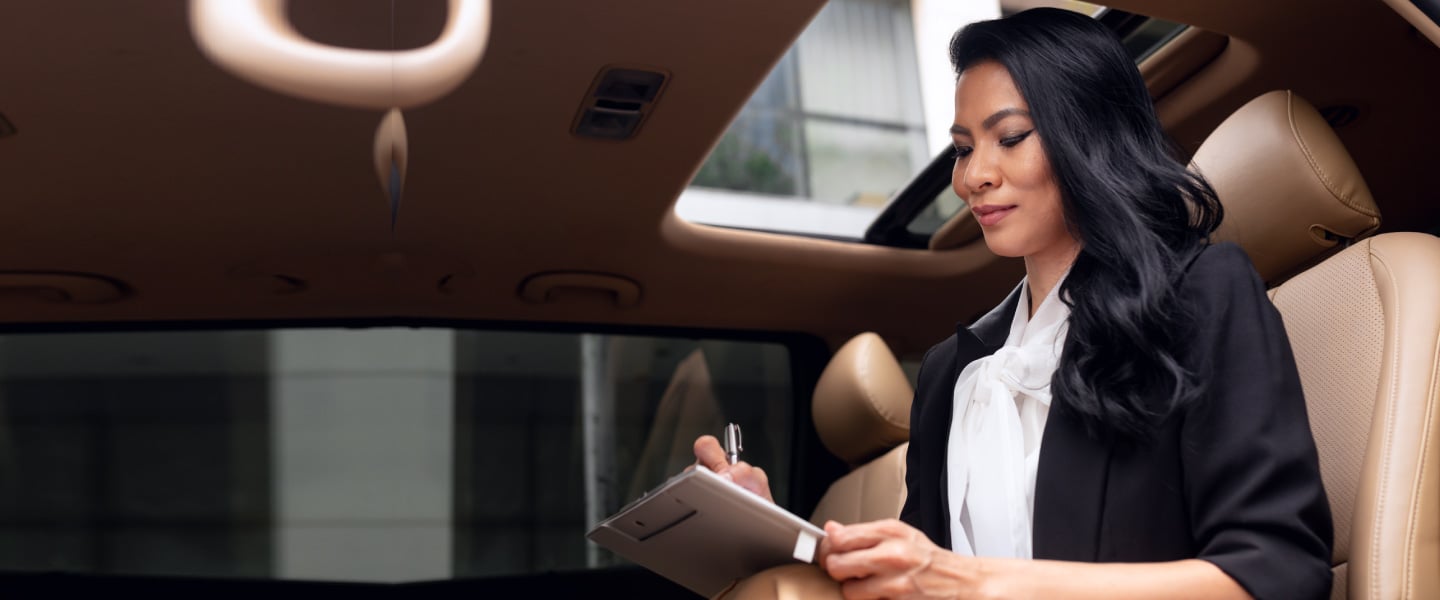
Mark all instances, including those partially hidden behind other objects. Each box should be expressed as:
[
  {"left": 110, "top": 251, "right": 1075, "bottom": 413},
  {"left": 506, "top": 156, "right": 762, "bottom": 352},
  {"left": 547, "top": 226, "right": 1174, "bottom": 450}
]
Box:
[{"left": 586, "top": 467, "right": 826, "bottom": 597}]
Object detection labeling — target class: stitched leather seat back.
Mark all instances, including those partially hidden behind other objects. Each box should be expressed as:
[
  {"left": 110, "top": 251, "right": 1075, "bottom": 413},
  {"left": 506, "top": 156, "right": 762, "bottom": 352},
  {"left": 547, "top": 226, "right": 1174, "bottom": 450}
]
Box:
[
  {"left": 1196, "top": 90, "right": 1438, "bottom": 598},
  {"left": 807, "top": 443, "right": 908, "bottom": 527},
  {"left": 1268, "top": 235, "right": 1440, "bottom": 599}
]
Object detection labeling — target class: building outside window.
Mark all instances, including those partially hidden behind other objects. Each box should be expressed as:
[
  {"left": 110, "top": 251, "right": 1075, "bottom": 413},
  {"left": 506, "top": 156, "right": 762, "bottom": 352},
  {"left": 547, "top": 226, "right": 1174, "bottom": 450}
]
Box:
[{"left": 676, "top": 0, "right": 1103, "bottom": 239}]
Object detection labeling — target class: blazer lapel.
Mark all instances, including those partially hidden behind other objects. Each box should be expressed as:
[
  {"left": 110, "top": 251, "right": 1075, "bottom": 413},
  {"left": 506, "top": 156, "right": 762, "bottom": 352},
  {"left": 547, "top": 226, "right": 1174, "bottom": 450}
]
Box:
[
  {"left": 932, "top": 284, "right": 1022, "bottom": 548},
  {"left": 1032, "top": 337, "right": 1113, "bottom": 561},
  {"left": 963, "top": 283, "right": 1023, "bottom": 355}
]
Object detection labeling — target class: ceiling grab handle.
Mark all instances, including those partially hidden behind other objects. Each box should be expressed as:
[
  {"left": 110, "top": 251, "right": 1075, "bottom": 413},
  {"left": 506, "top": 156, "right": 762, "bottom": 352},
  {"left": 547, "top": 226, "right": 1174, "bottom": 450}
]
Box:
[{"left": 188, "top": 0, "right": 490, "bottom": 110}]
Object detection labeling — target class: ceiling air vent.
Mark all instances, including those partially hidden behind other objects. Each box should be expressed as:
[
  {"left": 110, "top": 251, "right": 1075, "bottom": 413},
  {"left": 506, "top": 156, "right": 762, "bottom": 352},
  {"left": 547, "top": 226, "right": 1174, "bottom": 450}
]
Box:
[{"left": 572, "top": 67, "right": 669, "bottom": 140}]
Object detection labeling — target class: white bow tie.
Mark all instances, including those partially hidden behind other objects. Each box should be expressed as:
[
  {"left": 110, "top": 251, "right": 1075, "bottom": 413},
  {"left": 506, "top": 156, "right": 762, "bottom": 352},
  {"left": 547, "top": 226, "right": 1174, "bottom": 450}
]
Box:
[{"left": 946, "top": 281, "right": 1069, "bottom": 559}]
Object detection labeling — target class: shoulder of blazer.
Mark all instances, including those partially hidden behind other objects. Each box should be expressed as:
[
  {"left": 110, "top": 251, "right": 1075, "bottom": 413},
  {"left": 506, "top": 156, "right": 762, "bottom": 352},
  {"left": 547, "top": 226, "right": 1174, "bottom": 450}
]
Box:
[
  {"left": 914, "top": 333, "right": 959, "bottom": 403},
  {"left": 1177, "top": 242, "right": 1269, "bottom": 314},
  {"left": 1182, "top": 242, "right": 1257, "bottom": 283}
]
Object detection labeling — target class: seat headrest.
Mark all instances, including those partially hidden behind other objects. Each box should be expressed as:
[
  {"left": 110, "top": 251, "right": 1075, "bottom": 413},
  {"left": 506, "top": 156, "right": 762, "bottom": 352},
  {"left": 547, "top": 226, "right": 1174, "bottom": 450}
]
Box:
[
  {"left": 811, "top": 333, "right": 911, "bottom": 466},
  {"left": 1195, "top": 90, "right": 1381, "bottom": 283}
]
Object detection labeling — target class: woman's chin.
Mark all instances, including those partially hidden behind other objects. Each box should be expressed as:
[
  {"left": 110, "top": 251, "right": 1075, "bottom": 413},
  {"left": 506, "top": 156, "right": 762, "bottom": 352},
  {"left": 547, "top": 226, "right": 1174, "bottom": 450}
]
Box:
[{"left": 979, "top": 234, "right": 1027, "bottom": 258}]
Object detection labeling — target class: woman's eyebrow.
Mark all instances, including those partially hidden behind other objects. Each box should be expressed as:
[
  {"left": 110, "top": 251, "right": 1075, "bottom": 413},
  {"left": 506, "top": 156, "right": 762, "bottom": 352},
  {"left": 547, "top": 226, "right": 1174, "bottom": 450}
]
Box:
[{"left": 949, "top": 107, "right": 1031, "bottom": 135}]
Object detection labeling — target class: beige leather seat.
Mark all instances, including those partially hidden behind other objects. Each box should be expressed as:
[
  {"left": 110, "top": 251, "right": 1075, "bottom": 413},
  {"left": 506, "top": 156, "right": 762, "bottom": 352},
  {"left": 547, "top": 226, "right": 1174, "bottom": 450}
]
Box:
[
  {"left": 716, "top": 332, "right": 913, "bottom": 598},
  {"left": 805, "top": 332, "right": 913, "bottom": 527},
  {"left": 1197, "top": 90, "right": 1440, "bottom": 599},
  {"left": 723, "top": 89, "right": 1440, "bottom": 599}
]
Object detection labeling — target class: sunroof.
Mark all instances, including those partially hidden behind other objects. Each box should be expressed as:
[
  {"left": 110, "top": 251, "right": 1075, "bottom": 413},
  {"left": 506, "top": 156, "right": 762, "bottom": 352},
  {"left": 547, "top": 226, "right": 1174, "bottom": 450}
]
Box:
[{"left": 675, "top": 0, "right": 1106, "bottom": 240}]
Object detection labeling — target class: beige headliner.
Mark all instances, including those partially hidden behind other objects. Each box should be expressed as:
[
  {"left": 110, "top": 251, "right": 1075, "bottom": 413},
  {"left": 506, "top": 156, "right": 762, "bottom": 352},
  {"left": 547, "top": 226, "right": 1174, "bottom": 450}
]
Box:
[{"left": 0, "top": 0, "right": 1436, "bottom": 357}]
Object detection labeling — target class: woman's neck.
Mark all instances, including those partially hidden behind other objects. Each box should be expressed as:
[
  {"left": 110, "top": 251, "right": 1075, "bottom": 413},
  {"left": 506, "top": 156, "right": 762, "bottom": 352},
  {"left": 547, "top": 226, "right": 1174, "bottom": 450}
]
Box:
[{"left": 1022, "top": 239, "right": 1081, "bottom": 318}]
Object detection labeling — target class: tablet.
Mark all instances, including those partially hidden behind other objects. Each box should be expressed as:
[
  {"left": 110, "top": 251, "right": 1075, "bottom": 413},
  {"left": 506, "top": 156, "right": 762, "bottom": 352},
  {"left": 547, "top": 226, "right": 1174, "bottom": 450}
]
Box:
[{"left": 586, "top": 466, "right": 827, "bottom": 597}]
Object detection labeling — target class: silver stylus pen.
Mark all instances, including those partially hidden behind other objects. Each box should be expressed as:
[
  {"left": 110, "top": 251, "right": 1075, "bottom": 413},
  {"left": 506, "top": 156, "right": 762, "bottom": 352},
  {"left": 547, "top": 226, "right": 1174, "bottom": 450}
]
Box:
[{"left": 724, "top": 423, "right": 743, "bottom": 465}]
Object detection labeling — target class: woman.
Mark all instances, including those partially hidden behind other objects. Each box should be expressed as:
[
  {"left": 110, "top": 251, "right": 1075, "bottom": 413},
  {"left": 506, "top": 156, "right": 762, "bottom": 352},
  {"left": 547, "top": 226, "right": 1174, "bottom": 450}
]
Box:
[{"left": 694, "top": 7, "right": 1332, "bottom": 599}]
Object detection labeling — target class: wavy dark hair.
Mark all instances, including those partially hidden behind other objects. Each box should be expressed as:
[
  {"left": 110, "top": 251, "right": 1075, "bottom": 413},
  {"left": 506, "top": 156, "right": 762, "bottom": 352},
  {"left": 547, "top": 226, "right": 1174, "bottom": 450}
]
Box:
[{"left": 951, "top": 8, "right": 1224, "bottom": 443}]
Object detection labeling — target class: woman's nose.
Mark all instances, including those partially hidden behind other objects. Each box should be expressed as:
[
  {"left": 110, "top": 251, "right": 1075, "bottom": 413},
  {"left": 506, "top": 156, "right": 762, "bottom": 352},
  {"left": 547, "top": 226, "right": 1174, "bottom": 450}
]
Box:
[{"left": 962, "top": 150, "right": 998, "bottom": 194}]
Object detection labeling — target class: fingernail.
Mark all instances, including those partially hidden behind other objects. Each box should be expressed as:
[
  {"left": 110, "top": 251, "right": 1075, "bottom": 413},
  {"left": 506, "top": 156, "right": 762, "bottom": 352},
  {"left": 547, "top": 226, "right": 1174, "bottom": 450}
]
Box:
[{"left": 721, "top": 472, "right": 734, "bottom": 481}]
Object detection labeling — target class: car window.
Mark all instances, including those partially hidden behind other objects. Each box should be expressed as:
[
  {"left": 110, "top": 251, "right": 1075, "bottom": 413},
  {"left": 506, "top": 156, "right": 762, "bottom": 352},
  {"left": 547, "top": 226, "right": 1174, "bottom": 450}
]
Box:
[
  {"left": 674, "top": 0, "right": 1105, "bottom": 240},
  {"left": 0, "top": 328, "right": 795, "bottom": 582}
]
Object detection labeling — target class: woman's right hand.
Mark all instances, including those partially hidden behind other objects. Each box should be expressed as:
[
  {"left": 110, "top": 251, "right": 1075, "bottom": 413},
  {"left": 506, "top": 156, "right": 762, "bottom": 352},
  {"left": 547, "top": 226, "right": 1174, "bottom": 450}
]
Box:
[{"left": 692, "top": 435, "right": 774, "bottom": 503}]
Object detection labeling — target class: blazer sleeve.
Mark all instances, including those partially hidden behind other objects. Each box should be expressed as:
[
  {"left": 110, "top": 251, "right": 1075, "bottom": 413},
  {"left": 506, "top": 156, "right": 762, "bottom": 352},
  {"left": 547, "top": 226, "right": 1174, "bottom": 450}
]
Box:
[{"left": 1179, "top": 243, "right": 1334, "bottom": 600}]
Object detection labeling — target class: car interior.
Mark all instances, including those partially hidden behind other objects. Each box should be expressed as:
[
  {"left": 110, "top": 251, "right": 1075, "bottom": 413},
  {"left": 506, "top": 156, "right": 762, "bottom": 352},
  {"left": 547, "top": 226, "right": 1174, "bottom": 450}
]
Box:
[
  {"left": 724, "top": 87, "right": 1440, "bottom": 600},
  {"left": 1, "top": 0, "right": 1439, "bottom": 597}
]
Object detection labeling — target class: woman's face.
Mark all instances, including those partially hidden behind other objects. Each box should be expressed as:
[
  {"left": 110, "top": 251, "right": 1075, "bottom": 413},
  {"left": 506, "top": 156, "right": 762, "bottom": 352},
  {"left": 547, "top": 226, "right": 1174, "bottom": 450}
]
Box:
[{"left": 951, "top": 60, "right": 1072, "bottom": 260}]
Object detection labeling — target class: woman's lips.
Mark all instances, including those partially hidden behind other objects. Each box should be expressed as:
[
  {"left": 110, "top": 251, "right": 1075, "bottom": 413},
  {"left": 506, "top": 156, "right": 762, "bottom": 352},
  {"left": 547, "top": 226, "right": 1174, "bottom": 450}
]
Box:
[{"left": 973, "top": 205, "right": 1017, "bottom": 226}]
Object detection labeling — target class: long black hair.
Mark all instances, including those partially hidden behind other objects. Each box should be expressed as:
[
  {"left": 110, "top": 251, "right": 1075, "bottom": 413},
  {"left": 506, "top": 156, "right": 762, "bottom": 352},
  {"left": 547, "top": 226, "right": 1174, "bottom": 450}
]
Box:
[{"left": 951, "top": 8, "right": 1224, "bottom": 443}]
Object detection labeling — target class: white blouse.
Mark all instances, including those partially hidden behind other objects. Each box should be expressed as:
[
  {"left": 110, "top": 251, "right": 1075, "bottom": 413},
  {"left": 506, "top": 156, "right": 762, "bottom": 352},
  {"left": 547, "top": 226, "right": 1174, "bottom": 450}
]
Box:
[{"left": 946, "top": 276, "right": 1070, "bottom": 559}]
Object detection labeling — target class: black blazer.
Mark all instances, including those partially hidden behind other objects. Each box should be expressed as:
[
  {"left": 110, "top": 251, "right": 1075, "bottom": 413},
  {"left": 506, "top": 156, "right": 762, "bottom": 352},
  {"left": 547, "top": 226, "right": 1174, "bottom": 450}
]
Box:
[{"left": 898, "top": 243, "right": 1333, "bottom": 600}]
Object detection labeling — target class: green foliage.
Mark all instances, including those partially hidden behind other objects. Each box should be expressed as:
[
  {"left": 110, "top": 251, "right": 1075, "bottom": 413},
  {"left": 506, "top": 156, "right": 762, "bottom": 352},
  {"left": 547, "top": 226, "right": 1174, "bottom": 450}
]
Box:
[{"left": 691, "top": 130, "right": 797, "bottom": 196}]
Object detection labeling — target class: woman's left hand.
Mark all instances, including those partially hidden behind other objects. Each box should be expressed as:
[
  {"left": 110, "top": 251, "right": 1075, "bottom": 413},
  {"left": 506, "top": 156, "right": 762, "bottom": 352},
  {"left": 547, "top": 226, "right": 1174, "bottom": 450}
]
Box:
[{"left": 818, "top": 519, "right": 992, "bottom": 600}]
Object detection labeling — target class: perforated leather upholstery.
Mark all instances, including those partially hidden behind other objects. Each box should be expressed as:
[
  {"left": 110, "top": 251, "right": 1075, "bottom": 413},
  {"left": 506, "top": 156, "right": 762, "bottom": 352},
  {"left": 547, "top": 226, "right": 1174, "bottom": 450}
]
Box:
[{"left": 1271, "top": 234, "right": 1440, "bottom": 599}]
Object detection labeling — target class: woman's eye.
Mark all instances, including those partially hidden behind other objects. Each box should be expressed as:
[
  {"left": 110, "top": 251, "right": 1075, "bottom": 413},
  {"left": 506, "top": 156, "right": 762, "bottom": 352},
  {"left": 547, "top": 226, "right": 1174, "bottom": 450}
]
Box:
[
  {"left": 953, "top": 146, "right": 973, "bottom": 159},
  {"left": 999, "top": 130, "right": 1034, "bottom": 148}
]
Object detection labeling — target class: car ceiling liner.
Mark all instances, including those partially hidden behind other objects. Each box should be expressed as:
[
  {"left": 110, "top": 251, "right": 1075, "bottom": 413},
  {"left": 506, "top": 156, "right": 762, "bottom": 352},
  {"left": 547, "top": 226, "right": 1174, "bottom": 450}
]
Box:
[{"left": 187, "top": 0, "right": 492, "bottom": 230}]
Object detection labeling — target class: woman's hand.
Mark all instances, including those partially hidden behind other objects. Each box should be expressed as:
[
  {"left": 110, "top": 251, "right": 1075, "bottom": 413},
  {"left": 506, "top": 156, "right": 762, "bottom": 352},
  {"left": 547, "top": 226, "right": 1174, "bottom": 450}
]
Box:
[
  {"left": 818, "top": 519, "right": 1252, "bottom": 600},
  {"left": 818, "top": 519, "right": 993, "bottom": 600},
  {"left": 692, "top": 435, "right": 774, "bottom": 503}
]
